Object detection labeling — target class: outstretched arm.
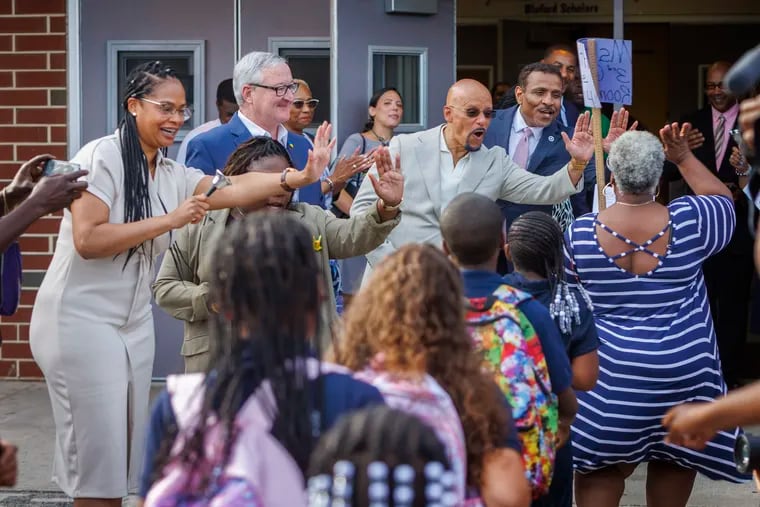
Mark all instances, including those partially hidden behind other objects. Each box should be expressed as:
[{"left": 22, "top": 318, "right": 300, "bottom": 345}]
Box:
[
  {"left": 195, "top": 122, "right": 335, "bottom": 210},
  {"left": 663, "top": 381, "right": 760, "bottom": 450}
]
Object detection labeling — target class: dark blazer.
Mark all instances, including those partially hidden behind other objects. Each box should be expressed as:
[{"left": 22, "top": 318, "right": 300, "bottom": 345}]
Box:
[
  {"left": 665, "top": 106, "right": 750, "bottom": 250},
  {"left": 484, "top": 105, "right": 584, "bottom": 230},
  {"left": 184, "top": 112, "right": 324, "bottom": 206}
]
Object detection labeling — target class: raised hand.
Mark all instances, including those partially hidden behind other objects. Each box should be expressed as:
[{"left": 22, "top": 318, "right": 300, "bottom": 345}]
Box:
[
  {"left": 602, "top": 107, "right": 639, "bottom": 153},
  {"left": 687, "top": 127, "right": 705, "bottom": 151},
  {"left": 28, "top": 170, "right": 89, "bottom": 214},
  {"left": 168, "top": 194, "right": 209, "bottom": 228},
  {"left": 659, "top": 122, "right": 694, "bottom": 165},
  {"left": 369, "top": 146, "right": 404, "bottom": 208},
  {"left": 562, "top": 111, "right": 594, "bottom": 162},
  {"left": 301, "top": 121, "right": 336, "bottom": 185},
  {"left": 331, "top": 147, "right": 374, "bottom": 186}
]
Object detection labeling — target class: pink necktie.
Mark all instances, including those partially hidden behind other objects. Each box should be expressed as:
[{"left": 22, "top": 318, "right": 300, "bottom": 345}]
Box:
[{"left": 512, "top": 127, "right": 533, "bottom": 169}]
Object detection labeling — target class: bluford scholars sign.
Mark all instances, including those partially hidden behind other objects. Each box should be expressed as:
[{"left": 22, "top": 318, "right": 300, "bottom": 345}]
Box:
[{"left": 524, "top": 2, "right": 600, "bottom": 15}]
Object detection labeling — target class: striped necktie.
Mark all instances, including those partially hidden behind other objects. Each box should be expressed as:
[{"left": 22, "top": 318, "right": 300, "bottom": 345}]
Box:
[{"left": 714, "top": 114, "right": 725, "bottom": 159}]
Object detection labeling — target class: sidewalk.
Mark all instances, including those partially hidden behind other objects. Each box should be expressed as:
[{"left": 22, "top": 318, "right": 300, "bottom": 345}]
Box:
[{"left": 0, "top": 380, "right": 758, "bottom": 506}]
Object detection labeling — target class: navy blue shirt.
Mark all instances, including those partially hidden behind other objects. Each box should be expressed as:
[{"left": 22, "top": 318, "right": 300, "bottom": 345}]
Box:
[
  {"left": 504, "top": 272, "right": 599, "bottom": 360},
  {"left": 139, "top": 371, "right": 385, "bottom": 498},
  {"left": 461, "top": 270, "right": 572, "bottom": 394}
]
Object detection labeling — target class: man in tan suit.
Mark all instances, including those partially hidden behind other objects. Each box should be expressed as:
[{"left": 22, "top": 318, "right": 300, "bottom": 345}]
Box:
[{"left": 351, "top": 79, "right": 594, "bottom": 273}]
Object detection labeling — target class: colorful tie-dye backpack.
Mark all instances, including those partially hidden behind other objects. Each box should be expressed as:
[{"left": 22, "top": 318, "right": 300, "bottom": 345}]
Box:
[{"left": 465, "top": 284, "right": 558, "bottom": 498}]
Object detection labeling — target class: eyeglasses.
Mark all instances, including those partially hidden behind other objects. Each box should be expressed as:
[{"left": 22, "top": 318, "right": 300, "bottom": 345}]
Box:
[
  {"left": 705, "top": 82, "right": 726, "bottom": 92},
  {"left": 292, "top": 99, "right": 320, "bottom": 110},
  {"left": 139, "top": 97, "right": 193, "bottom": 121},
  {"left": 250, "top": 81, "right": 299, "bottom": 97},
  {"left": 447, "top": 105, "right": 495, "bottom": 119}
]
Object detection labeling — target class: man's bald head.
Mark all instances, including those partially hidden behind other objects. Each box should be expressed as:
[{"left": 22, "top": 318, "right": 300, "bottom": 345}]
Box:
[
  {"left": 706, "top": 60, "right": 736, "bottom": 113},
  {"left": 443, "top": 80, "right": 493, "bottom": 153},
  {"left": 441, "top": 192, "right": 503, "bottom": 267},
  {"left": 446, "top": 79, "right": 491, "bottom": 106},
  {"left": 708, "top": 61, "right": 732, "bottom": 75}
]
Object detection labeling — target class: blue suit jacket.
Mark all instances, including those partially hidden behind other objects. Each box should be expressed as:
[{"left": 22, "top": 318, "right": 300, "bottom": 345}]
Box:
[
  {"left": 184, "top": 112, "right": 324, "bottom": 206},
  {"left": 483, "top": 106, "right": 587, "bottom": 230}
]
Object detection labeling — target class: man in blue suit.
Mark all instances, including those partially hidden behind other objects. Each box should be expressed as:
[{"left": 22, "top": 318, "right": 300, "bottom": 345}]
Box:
[
  {"left": 185, "top": 51, "right": 326, "bottom": 207},
  {"left": 484, "top": 63, "right": 588, "bottom": 236}
]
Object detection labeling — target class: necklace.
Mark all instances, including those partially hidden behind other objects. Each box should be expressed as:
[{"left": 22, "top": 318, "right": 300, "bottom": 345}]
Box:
[
  {"left": 614, "top": 198, "right": 655, "bottom": 207},
  {"left": 371, "top": 128, "right": 391, "bottom": 145}
]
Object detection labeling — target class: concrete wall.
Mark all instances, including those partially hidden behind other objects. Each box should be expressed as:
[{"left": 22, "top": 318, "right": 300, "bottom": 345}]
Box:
[
  {"left": 240, "top": 0, "right": 330, "bottom": 53},
  {"left": 334, "top": 0, "right": 456, "bottom": 143},
  {"left": 80, "top": 0, "right": 235, "bottom": 144}
]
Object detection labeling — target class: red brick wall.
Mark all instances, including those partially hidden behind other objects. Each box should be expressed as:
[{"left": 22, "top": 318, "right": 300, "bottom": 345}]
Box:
[{"left": 0, "top": 0, "right": 67, "bottom": 379}]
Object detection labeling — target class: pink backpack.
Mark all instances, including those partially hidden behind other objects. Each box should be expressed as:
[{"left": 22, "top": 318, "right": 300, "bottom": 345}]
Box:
[
  {"left": 144, "top": 373, "right": 306, "bottom": 507},
  {"left": 354, "top": 370, "right": 468, "bottom": 504}
]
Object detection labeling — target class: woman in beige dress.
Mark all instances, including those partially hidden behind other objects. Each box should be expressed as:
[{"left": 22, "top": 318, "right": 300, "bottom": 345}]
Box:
[{"left": 29, "top": 61, "right": 332, "bottom": 507}]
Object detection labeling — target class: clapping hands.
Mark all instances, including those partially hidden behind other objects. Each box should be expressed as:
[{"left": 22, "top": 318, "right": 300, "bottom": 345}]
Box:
[
  {"left": 659, "top": 122, "right": 695, "bottom": 165},
  {"left": 602, "top": 107, "right": 639, "bottom": 153},
  {"left": 562, "top": 111, "right": 595, "bottom": 162},
  {"left": 302, "top": 121, "right": 337, "bottom": 184}
]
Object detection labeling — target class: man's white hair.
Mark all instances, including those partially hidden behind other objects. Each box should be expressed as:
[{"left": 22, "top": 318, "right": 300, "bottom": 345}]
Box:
[
  {"left": 607, "top": 130, "right": 665, "bottom": 195},
  {"left": 232, "top": 51, "right": 288, "bottom": 105}
]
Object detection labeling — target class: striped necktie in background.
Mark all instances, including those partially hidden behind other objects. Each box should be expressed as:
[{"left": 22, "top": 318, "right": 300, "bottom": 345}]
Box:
[{"left": 714, "top": 114, "right": 725, "bottom": 164}]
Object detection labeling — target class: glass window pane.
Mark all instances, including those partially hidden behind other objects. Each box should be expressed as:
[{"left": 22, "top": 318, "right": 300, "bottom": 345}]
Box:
[
  {"left": 372, "top": 53, "right": 420, "bottom": 124},
  {"left": 117, "top": 51, "right": 195, "bottom": 127},
  {"left": 279, "top": 48, "right": 330, "bottom": 127}
]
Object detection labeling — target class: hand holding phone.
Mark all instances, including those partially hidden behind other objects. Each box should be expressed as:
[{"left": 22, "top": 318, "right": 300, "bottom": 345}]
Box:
[{"left": 43, "top": 159, "right": 82, "bottom": 177}]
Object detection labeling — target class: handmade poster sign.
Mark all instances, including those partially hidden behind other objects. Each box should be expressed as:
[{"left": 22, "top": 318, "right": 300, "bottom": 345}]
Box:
[{"left": 576, "top": 37, "right": 633, "bottom": 210}]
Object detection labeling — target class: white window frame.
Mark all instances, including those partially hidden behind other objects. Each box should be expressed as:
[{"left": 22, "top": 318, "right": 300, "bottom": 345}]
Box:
[
  {"left": 105, "top": 40, "right": 205, "bottom": 142},
  {"left": 368, "top": 45, "right": 428, "bottom": 132}
]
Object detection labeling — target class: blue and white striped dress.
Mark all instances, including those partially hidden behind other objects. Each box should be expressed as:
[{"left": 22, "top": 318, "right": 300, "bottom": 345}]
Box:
[{"left": 564, "top": 195, "right": 748, "bottom": 482}]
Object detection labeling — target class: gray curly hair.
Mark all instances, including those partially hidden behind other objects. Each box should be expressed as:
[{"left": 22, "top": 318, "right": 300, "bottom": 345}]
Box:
[{"left": 607, "top": 130, "right": 665, "bottom": 195}]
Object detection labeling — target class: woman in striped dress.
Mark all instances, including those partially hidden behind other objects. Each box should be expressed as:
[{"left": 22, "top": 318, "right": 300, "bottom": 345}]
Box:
[{"left": 565, "top": 125, "right": 749, "bottom": 507}]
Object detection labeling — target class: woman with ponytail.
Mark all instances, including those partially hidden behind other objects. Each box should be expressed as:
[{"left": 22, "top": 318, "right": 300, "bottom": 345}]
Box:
[{"left": 29, "top": 60, "right": 332, "bottom": 507}]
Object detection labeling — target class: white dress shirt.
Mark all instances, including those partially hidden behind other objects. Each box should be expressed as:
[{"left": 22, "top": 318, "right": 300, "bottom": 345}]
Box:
[{"left": 439, "top": 126, "right": 469, "bottom": 211}]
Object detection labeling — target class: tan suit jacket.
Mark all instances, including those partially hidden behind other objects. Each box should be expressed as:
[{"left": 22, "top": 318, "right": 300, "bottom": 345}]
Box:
[
  {"left": 152, "top": 203, "right": 400, "bottom": 372},
  {"left": 351, "top": 124, "right": 582, "bottom": 270}
]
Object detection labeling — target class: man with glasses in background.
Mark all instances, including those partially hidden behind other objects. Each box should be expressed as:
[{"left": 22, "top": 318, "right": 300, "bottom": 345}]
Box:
[
  {"left": 185, "top": 52, "right": 325, "bottom": 205},
  {"left": 351, "top": 77, "right": 593, "bottom": 280},
  {"left": 175, "top": 78, "right": 238, "bottom": 165},
  {"left": 662, "top": 60, "right": 752, "bottom": 390}
]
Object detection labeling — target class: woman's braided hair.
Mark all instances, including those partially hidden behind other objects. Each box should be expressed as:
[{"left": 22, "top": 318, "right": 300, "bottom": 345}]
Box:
[
  {"left": 508, "top": 211, "right": 591, "bottom": 334},
  {"left": 119, "top": 60, "right": 179, "bottom": 266}
]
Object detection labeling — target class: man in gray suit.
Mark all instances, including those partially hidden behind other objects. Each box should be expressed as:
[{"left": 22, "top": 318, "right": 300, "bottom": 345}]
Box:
[{"left": 351, "top": 78, "right": 594, "bottom": 274}]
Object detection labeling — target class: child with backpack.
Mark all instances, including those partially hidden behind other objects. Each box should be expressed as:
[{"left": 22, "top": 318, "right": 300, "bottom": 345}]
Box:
[
  {"left": 141, "top": 213, "right": 386, "bottom": 506},
  {"left": 503, "top": 211, "right": 599, "bottom": 507},
  {"left": 335, "top": 243, "right": 531, "bottom": 507},
  {"left": 440, "top": 193, "right": 578, "bottom": 505}
]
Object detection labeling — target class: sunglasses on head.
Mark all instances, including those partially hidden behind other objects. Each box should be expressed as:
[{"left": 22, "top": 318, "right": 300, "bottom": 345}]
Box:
[
  {"left": 448, "top": 104, "right": 495, "bottom": 119},
  {"left": 292, "top": 99, "right": 320, "bottom": 110}
]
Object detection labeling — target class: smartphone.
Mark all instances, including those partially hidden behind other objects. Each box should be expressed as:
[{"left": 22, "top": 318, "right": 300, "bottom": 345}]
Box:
[{"left": 43, "top": 159, "right": 81, "bottom": 177}]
